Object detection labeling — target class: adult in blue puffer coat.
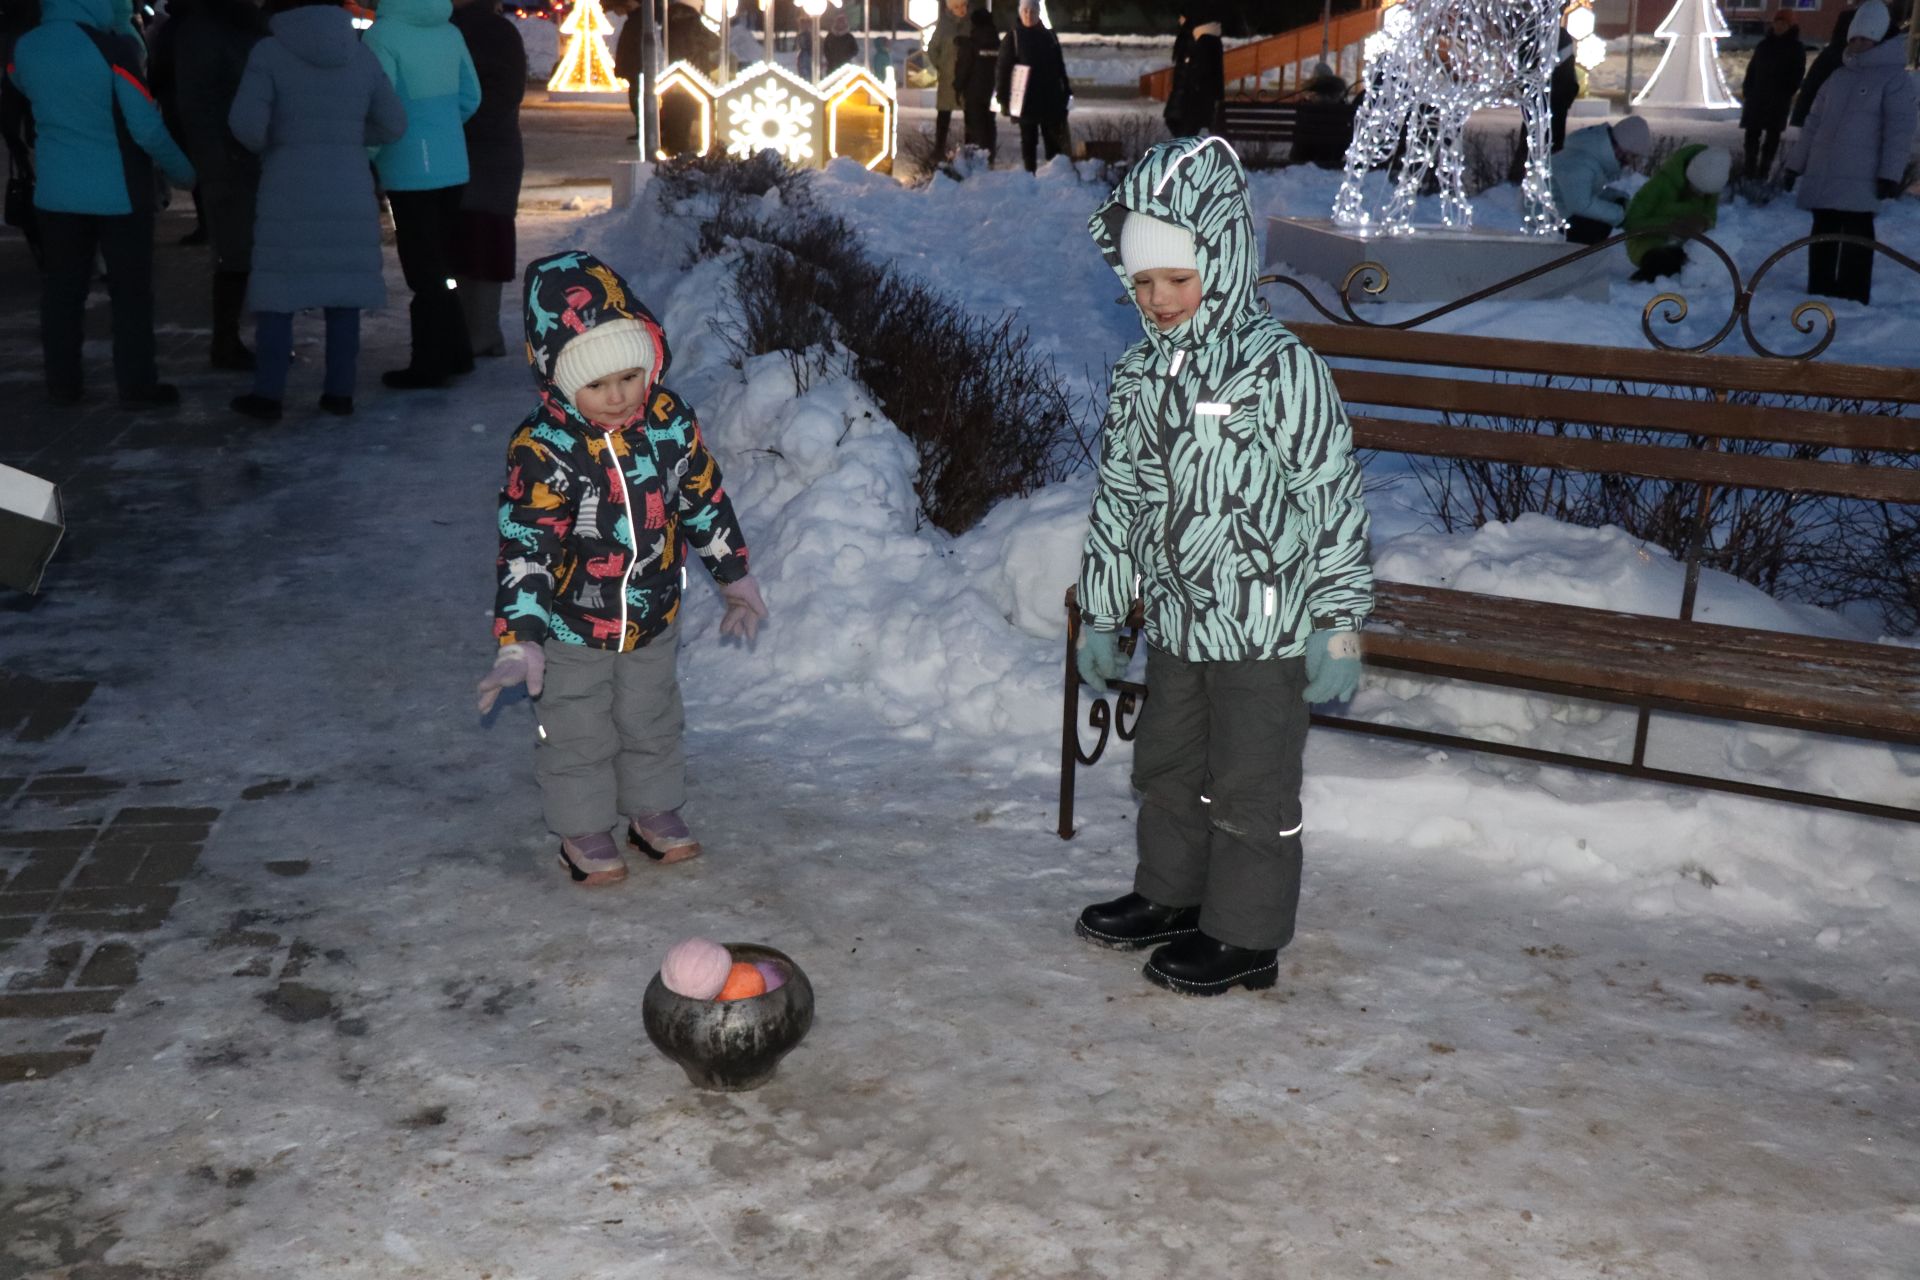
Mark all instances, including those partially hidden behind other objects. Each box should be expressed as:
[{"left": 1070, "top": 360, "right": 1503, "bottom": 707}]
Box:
[
  {"left": 363, "top": 0, "right": 480, "bottom": 389},
  {"left": 11, "top": 0, "right": 195, "bottom": 406},
  {"left": 1782, "top": 0, "right": 1917, "bottom": 305},
  {"left": 226, "top": 0, "right": 407, "bottom": 421}
]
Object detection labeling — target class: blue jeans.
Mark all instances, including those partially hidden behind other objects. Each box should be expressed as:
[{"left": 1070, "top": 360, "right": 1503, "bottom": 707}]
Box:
[{"left": 253, "top": 308, "right": 360, "bottom": 401}]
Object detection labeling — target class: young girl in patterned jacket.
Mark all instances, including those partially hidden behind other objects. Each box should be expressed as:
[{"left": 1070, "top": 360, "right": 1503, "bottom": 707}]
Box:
[
  {"left": 475, "top": 251, "right": 769, "bottom": 886},
  {"left": 1072, "top": 138, "right": 1373, "bottom": 995}
]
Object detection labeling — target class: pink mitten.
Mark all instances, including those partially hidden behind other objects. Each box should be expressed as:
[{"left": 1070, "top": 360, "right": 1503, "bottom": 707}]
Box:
[
  {"left": 718, "top": 574, "right": 769, "bottom": 641},
  {"left": 476, "top": 641, "right": 546, "bottom": 714}
]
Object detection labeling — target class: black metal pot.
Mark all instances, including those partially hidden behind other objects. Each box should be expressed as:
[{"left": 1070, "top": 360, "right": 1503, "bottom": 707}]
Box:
[{"left": 641, "top": 943, "right": 814, "bottom": 1091}]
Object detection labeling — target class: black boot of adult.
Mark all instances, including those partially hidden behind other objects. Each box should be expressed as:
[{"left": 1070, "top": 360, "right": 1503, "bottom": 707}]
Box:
[
  {"left": 210, "top": 271, "right": 255, "bottom": 371},
  {"left": 1144, "top": 932, "right": 1279, "bottom": 997},
  {"left": 1075, "top": 892, "right": 1200, "bottom": 950}
]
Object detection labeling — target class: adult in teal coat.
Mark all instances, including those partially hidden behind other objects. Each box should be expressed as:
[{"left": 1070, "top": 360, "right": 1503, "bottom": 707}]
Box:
[
  {"left": 11, "top": 0, "right": 195, "bottom": 405},
  {"left": 227, "top": 0, "right": 407, "bottom": 420},
  {"left": 363, "top": 0, "right": 480, "bottom": 388}
]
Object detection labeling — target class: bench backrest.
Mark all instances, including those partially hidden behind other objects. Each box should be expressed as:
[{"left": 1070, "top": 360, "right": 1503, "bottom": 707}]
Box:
[{"left": 1288, "top": 322, "right": 1920, "bottom": 506}]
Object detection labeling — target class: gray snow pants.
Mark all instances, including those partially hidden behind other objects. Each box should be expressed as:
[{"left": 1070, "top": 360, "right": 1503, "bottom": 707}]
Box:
[
  {"left": 1130, "top": 645, "right": 1310, "bottom": 951},
  {"left": 534, "top": 627, "right": 686, "bottom": 838}
]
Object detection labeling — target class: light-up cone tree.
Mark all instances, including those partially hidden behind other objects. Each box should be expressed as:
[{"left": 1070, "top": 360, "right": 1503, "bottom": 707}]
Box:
[
  {"left": 1633, "top": 0, "right": 1738, "bottom": 109},
  {"left": 550, "top": 0, "right": 627, "bottom": 94}
]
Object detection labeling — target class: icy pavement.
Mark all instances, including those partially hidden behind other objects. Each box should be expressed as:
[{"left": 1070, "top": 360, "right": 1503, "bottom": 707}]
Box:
[{"left": 3, "top": 179, "right": 1918, "bottom": 1276}]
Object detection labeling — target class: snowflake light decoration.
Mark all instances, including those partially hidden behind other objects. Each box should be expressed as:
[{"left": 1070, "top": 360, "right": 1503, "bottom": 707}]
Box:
[
  {"left": 1337, "top": 0, "right": 1565, "bottom": 237},
  {"left": 727, "top": 78, "right": 817, "bottom": 162}
]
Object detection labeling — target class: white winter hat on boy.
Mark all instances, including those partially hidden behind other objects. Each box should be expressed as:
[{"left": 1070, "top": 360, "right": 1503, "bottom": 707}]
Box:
[
  {"left": 1850, "top": 0, "right": 1890, "bottom": 44},
  {"left": 1685, "top": 148, "right": 1730, "bottom": 195},
  {"left": 1118, "top": 212, "right": 1199, "bottom": 278},
  {"left": 553, "top": 318, "right": 657, "bottom": 404}
]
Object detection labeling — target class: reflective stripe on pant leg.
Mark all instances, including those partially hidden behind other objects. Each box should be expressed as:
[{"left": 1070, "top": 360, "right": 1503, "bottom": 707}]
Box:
[{"left": 1196, "top": 655, "right": 1310, "bottom": 951}]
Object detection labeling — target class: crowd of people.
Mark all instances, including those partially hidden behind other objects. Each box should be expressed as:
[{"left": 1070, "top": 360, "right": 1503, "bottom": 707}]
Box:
[
  {"left": 1, "top": 0, "right": 525, "bottom": 415},
  {"left": 1551, "top": 1, "right": 1914, "bottom": 303}
]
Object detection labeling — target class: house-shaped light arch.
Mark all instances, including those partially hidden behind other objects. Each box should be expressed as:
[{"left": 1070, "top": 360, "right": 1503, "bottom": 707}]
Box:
[{"left": 655, "top": 58, "right": 895, "bottom": 173}]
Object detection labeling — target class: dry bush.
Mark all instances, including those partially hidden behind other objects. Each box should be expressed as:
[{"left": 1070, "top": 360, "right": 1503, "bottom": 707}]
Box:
[{"left": 672, "top": 156, "right": 1087, "bottom": 534}]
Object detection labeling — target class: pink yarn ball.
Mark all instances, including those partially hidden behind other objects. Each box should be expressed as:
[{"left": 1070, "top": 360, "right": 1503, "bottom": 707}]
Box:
[
  {"left": 753, "top": 960, "right": 786, "bottom": 992},
  {"left": 660, "top": 937, "right": 731, "bottom": 1000}
]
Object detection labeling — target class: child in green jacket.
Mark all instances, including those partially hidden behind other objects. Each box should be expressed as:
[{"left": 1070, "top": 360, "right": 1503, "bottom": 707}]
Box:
[
  {"left": 1073, "top": 137, "right": 1373, "bottom": 997},
  {"left": 1623, "top": 144, "right": 1731, "bottom": 280}
]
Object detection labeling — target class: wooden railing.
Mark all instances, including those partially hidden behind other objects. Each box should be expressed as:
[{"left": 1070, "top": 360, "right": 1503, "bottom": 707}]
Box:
[{"left": 1140, "top": 2, "right": 1382, "bottom": 102}]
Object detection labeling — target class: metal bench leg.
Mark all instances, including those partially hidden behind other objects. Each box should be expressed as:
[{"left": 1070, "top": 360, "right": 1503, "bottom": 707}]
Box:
[{"left": 1059, "top": 602, "right": 1081, "bottom": 839}]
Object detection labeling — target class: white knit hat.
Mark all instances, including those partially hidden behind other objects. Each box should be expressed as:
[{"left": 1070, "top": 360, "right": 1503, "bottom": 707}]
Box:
[
  {"left": 1609, "top": 114, "right": 1652, "bottom": 157},
  {"left": 1850, "top": 0, "right": 1890, "bottom": 44},
  {"left": 1685, "top": 147, "right": 1730, "bottom": 195},
  {"left": 553, "top": 319, "right": 657, "bottom": 403},
  {"left": 1118, "top": 212, "right": 1198, "bottom": 277}
]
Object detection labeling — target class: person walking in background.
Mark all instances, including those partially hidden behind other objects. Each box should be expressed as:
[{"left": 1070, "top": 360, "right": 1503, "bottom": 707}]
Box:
[
  {"left": 226, "top": 0, "right": 407, "bottom": 420},
  {"left": 11, "top": 0, "right": 195, "bottom": 407},
  {"left": 1784, "top": 0, "right": 1917, "bottom": 304},
  {"left": 1549, "top": 114, "right": 1651, "bottom": 245},
  {"left": 1742, "top": 10, "right": 1806, "bottom": 178},
  {"left": 364, "top": 0, "right": 479, "bottom": 390},
  {"left": 659, "top": 0, "right": 714, "bottom": 153},
  {"left": 611, "top": 0, "right": 650, "bottom": 143},
  {"left": 144, "top": 0, "right": 209, "bottom": 244},
  {"left": 1622, "top": 144, "right": 1729, "bottom": 280},
  {"left": 1, "top": 0, "right": 46, "bottom": 267},
  {"left": 167, "top": 0, "right": 266, "bottom": 372},
  {"left": 997, "top": 0, "right": 1068, "bottom": 173},
  {"left": 821, "top": 11, "right": 857, "bottom": 74},
  {"left": 451, "top": 0, "right": 524, "bottom": 359},
  {"left": 1162, "top": 3, "right": 1223, "bottom": 139},
  {"left": 1549, "top": 25, "right": 1578, "bottom": 151},
  {"left": 927, "top": 0, "right": 966, "bottom": 158},
  {"left": 1790, "top": 1, "right": 1856, "bottom": 127},
  {"left": 955, "top": 4, "right": 999, "bottom": 157}
]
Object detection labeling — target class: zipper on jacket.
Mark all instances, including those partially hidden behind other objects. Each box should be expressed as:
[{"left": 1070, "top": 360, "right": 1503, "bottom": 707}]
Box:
[{"left": 603, "top": 430, "right": 639, "bottom": 648}]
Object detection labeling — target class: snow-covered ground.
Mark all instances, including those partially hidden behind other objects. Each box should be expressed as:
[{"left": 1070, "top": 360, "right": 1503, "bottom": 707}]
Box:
[{"left": 5, "top": 161, "right": 1918, "bottom": 1276}]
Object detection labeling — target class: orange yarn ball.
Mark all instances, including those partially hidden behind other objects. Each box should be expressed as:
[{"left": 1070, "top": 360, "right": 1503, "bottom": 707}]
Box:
[{"left": 715, "top": 962, "right": 767, "bottom": 1002}]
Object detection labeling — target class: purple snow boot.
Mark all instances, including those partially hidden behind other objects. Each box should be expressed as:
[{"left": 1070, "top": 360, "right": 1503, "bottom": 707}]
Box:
[
  {"left": 558, "top": 832, "right": 628, "bottom": 886},
  {"left": 628, "top": 809, "right": 702, "bottom": 864}
]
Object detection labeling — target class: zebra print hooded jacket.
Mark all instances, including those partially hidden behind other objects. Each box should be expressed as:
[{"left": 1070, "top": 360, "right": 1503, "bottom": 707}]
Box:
[{"left": 1077, "top": 137, "right": 1373, "bottom": 662}]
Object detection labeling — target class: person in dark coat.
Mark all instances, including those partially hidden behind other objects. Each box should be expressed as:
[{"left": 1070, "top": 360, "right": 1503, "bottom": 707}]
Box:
[
  {"left": 1790, "top": 1, "right": 1855, "bottom": 127},
  {"left": 1, "top": 0, "right": 44, "bottom": 265},
  {"left": 226, "top": 0, "right": 407, "bottom": 419},
  {"left": 145, "top": 0, "right": 209, "bottom": 243},
  {"left": 168, "top": 0, "right": 266, "bottom": 371},
  {"left": 1163, "top": 4, "right": 1223, "bottom": 138},
  {"left": 955, "top": 6, "right": 998, "bottom": 156},
  {"left": 1549, "top": 26, "right": 1578, "bottom": 151},
  {"left": 1742, "top": 10, "right": 1806, "bottom": 177},
  {"left": 821, "top": 11, "right": 857, "bottom": 74},
  {"left": 451, "top": 0, "right": 524, "bottom": 358},
  {"left": 996, "top": 0, "right": 1068, "bottom": 173},
  {"left": 612, "top": 0, "right": 651, "bottom": 142}
]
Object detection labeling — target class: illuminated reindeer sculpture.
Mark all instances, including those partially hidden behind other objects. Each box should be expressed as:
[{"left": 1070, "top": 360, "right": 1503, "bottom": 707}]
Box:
[{"left": 1333, "top": 0, "right": 1566, "bottom": 236}]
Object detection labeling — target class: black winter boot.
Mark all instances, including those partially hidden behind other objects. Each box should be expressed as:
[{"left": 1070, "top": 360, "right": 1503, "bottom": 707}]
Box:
[
  {"left": 1143, "top": 932, "right": 1279, "bottom": 997},
  {"left": 210, "top": 271, "right": 255, "bottom": 371},
  {"left": 1076, "top": 893, "right": 1200, "bottom": 951}
]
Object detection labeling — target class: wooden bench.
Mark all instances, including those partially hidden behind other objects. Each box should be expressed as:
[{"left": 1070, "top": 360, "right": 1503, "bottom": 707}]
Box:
[
  {"left": 1213, "top": 98, "right": 1355, "bottom": 168},
  {"left": 1057, "top": 322, "right": 1920, "bottom": 836}
]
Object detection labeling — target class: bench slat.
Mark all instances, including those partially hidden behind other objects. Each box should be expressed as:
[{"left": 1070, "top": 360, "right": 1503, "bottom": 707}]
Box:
[
  {"left": 1352, "top": 414, "right": 1920, "bottom": 503},
  {"left": 1293, "top": 321, "right": 1920, "bottom": 405},
  {"left": 1365, "top": 582, "right": 1920, "bottom": 737},
  {"left": 1334, "top": 369, "right": 1920, "bottom": 453}
]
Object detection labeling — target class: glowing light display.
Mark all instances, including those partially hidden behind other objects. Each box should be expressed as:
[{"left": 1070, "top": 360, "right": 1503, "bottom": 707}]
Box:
[
  {"left": 655, "top": 60, "right": 896, "bottom": 172},
  {"left": 1337, "top": 0, "right": 1565, "bottom": 236},
  {"left": 1633, "top": 0, "right": 1738, "bottom": 109},
  {"left": 548, "top": 0, "right": 626, "bottom": 94}
]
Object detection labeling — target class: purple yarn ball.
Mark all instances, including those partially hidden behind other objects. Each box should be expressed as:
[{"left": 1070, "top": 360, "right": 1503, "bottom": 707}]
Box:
[{"left": 753, "top": 960, "right": 786, "bottom": 992}]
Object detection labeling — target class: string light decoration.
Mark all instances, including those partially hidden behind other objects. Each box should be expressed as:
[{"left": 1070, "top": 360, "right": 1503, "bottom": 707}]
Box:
[
  {"left": 1335, "top": 0, "right": 1565, "bottom": 237},
  {"left": 1565, "top": 2, "right": 1608, "bottom": 71},
  {"left": 654, "top": 59, "right": 896, "bottom": 171},
  {"left": 1633, "top": 0, "right": 1738, "bottom": 109},
  {"left": 548, "top": 0, "right": 626, "bottom": 94}
]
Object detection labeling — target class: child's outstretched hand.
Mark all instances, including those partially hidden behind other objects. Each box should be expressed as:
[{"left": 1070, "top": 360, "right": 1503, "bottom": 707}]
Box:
[
  {"left": 1301, "top": 630, "right": 1363, "bottom": 704},
  {"left": 718, "top": 574, "right": 769, "bottom": 642},
  {"left": 477, "top": 641, "right": 546, "bottom": 714}
]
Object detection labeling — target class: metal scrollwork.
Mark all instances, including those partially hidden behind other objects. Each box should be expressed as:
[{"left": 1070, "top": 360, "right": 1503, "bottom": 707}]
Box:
[
  {"left": 1256, "top": 226, "right": 1920, "bottom": 362},
  {"left": 1076, "top": 696, "right": 1112, "bottom": 767},
  {"left": 1074, "top": 683, "right": 1148, "bottom": 767}
]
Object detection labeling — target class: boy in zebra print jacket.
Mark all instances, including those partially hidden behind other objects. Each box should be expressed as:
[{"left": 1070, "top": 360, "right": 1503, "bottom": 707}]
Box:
[{"left": 1072, "top": 138, "right": 1374, "bottom": 997}]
